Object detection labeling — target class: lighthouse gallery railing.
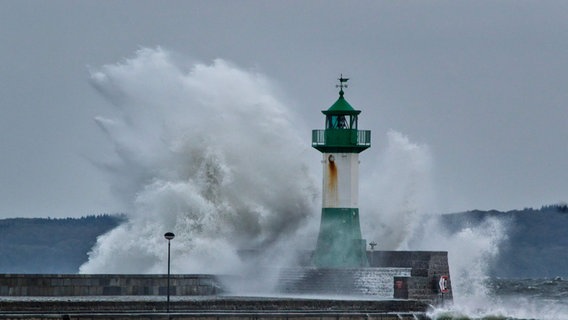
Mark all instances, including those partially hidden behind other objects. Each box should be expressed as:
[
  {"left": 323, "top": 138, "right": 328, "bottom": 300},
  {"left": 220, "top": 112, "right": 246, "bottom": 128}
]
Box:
[{"left": 312, "top": 129, "right": 371, "bottom": 148}]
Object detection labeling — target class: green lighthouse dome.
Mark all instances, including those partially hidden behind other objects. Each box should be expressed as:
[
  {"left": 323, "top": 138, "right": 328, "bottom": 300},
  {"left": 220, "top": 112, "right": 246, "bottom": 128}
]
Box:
[{"left": 322, "top": 89, "right": 361, "bottom": 116}]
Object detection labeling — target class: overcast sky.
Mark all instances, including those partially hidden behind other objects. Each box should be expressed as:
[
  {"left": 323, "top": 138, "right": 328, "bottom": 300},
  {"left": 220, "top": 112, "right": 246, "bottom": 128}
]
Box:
[{"left": 1, "top": 1, "right": 567, "bottom": 218}]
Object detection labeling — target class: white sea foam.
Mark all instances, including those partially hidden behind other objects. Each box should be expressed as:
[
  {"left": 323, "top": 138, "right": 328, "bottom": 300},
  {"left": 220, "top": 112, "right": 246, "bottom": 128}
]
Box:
[{"left": 429, "top": 296, "right": 568, "bottom": 320}]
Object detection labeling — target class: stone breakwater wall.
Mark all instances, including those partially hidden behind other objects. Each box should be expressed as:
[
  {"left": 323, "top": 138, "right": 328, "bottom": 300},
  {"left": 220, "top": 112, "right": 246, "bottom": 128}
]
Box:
[
  {"left": 0, "top": 313, "right": 429, "bottom": 320},
  {"left": 276, "top": 267, "right": 412, "bottom": 298},
  {"left": 0, "top": 297, "right": 430, "bottom": 312},
  {"left": 285, "top": 250, "right": 452, "bottom": 304},
  {"left": 368, "top": 251, "right": 452, "bottom": 303},
  {"left": 0, "top": 274, "right": 224, "bottom": 296},
  {"left": 0, "top": 297, "right": 431, "bottom": 320},
  {"left": 0, "top": 251, "right": 450, "bottom": 305}
]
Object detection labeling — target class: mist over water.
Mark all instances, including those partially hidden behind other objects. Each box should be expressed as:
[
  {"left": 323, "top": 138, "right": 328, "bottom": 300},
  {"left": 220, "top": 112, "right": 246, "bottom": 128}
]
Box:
[{"left": 81, "top": 48, "right": 515, "bottom": 312}]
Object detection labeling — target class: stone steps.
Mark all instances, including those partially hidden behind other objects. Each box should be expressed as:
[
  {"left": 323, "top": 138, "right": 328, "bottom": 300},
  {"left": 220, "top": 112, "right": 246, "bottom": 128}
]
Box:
[{"left": 276, "top": 267, "right": 411, "bottom": 298}]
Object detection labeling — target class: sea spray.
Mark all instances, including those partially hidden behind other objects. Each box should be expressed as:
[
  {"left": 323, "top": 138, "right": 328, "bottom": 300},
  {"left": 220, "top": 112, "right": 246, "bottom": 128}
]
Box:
[
  {"left": 360, "top": 130, "right": 435, "bottom": 250},
  {"left": 409, "top": 208, "right": 511, "bottom": 315},
  {"left": 413, "top": 216, "right": 507, "bottom": 297},
  {"left": 81, "top": 47, "right": 509, "bottom": 302},
  {"left": 359, "top": 130, "right": 509, "bottom": 308},
  {"left": 80, "top": 48, "right": 319, "bottom": 285}
]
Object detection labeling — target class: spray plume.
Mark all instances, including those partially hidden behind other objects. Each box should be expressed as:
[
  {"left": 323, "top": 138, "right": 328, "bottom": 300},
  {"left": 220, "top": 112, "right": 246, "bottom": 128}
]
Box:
[
  {"left": 81, "top": 48, "right": 506, "bottom": 302},
  {"left": 80, "top": 48, "right": 318, "bottom": 277},
  {"left": 361, "top": 130, "right": 435, "bottom": 250}
]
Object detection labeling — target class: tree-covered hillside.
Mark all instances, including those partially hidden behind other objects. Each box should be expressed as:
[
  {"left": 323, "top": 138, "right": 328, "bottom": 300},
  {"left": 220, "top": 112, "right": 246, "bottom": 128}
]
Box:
[
  {"left": 440, "top": 204, "right": 568, "bottom": 278},
  {"left": 0, "top": 206, "right": 566, "bottom": 277},
  {"left": 0, "top": 215, "right": 124, "bottom": 273}
]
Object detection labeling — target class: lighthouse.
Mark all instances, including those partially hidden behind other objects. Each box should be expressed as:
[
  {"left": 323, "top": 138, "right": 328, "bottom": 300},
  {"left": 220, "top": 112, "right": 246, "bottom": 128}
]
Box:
[{"left": 312, "top": 76, "right": 371, "bottom": 268}]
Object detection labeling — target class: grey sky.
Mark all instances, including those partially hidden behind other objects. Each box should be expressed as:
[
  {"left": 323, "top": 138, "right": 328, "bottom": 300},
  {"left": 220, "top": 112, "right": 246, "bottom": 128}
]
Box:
[{"left": 1, "top": 1, "right": 567, "bottom": 218}]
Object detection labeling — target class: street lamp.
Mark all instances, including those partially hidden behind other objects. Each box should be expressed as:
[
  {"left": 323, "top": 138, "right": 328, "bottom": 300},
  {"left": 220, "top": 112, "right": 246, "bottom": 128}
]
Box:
[
  {"left": 164, "top": 232, "right": 175, "bottom": 312},
  {"left": 369, "top": 241, "right": 377, "bottom": 267}
]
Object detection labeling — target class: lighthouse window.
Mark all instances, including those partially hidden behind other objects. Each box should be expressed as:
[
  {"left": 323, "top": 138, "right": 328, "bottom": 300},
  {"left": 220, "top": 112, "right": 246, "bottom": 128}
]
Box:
[
  {"left": 350, "top": 116, "right": 358, "bottom": 129},
  {"left": 327, "top": 115, "right": 350, "bottom": 129},
  {"left": 337, "top": 116, "right": 347, "bottom": 128}
]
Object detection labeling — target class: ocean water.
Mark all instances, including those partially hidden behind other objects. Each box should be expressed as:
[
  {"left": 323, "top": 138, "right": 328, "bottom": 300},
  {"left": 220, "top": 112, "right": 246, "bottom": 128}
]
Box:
[{"left": 430, "top": 278, "right": 568, "bottom": 320}]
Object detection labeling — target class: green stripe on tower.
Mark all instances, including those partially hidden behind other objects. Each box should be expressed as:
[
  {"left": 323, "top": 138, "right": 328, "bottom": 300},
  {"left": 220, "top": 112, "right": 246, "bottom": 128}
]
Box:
[{"left": 313, "top": 208, "right": 369, "bottom": 268}]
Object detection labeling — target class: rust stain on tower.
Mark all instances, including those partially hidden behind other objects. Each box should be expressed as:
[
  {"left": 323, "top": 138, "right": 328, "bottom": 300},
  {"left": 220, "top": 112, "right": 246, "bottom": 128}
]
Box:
[{"left": 327, "top": 155, "right": 338, "bottom": 206}]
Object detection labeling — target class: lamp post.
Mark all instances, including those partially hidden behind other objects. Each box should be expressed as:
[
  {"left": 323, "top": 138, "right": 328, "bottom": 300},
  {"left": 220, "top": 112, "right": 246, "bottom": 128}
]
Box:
[
  {"left": 164, "top": 232, "right": 175, "bottom": 312},
  {"left": 369, "top": 241, "right": 377, "bottom": 267}
]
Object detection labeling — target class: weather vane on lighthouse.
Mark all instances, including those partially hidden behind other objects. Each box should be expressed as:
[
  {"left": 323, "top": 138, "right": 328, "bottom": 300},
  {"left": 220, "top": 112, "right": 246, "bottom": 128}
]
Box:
[{"left": 336, "top": 74, "right": 349, "bottom": 95}]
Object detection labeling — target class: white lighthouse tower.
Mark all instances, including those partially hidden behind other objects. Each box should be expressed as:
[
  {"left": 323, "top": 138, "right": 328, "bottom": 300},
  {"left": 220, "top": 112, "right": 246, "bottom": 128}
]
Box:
[{"left": 312, "top": 76, "right": 371, "bottom": 268}]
